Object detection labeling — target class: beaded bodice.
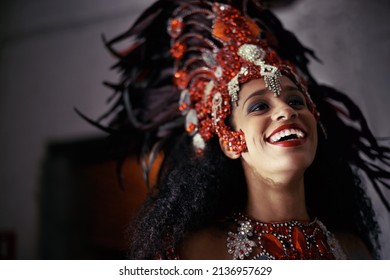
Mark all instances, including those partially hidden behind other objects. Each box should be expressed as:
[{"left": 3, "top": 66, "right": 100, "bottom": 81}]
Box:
[{"left": 227, "top": 213, "right": 346, "bottom": 260}]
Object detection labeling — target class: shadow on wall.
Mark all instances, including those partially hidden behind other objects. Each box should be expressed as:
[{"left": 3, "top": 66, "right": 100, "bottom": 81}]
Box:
[{"left": 38, "top": 136, "right": 161, "bottom": 259}]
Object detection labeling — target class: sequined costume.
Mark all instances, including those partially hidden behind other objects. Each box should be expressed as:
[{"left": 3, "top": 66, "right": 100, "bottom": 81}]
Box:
[{"left": 227, "top": 213, "right": 346, "bottom": 260}]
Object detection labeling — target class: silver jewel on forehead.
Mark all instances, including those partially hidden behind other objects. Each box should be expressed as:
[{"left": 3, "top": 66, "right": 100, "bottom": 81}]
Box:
[
  {"left": 235, "top": 44, "right": 282, "bottom": 97},
  {"left": 237, "top": 43, "right": 266, "bottom": 62},
  {"left": 263, "top": 68, "right": 282, "bottom": 96}
]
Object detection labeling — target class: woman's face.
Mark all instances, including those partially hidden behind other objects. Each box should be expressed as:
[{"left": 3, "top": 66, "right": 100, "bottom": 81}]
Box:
[{"left": 229, "top": 76, "right": 318, "bottom": 180}]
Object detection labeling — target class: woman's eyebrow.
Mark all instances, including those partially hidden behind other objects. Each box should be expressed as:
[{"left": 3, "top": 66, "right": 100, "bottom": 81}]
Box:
[
  {"left": 242, "top": 88, "right": 268, "bottom": 109},
  {"left": 284, "top": 85, "right": 301, "bottom": 92}
]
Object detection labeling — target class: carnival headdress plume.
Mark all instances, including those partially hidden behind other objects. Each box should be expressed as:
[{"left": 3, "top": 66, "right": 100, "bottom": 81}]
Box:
[{"left": 80, "top": 0, "right": 389, "bottom": 215}]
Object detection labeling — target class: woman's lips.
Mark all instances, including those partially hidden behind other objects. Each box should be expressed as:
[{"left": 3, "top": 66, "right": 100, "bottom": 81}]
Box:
[
  {"left": 266, "top": 124, "right": 307, "bottom": 147},
  {"left": 268, "top": 138, "right": 306, "bottom": 147}
]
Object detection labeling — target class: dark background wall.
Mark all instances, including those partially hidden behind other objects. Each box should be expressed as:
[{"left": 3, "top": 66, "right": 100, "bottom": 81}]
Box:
[{"left": 0, "top": 0, "right": 389, "bottom": 259}]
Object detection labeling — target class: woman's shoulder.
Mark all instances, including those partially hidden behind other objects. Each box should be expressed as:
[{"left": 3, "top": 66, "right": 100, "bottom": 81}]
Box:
[
  {"left": 334, "top": 232, "right": 373, "bottom": 259},
  {"left": 178, "top": 226, "right": 232, "bottom": 260}
]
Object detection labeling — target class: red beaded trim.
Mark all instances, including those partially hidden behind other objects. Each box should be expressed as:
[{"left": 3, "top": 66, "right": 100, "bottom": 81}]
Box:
[{"left": 229, "top": 213, "right": 336, "bottom": 260}]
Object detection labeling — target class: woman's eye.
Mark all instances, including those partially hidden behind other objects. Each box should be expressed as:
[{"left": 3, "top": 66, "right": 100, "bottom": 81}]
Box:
[
  {"left": 248, "top": 102, "right": 269, "bottom": 113},
  {"left": 288, "top": 96, "right": 306, "bottom": 108}
]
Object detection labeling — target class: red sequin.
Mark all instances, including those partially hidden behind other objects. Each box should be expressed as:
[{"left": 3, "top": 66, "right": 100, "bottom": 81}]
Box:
[
  {"left": 168, "top": 18, "right": 184, "bottom": 39},
  {"left": 179, "top": 102, "right": 189, "bottom": 113},
  {"left": 174, "top": 70, "right": 188, "bottom": 90},
  {"left": 291, "top": 226, "right": 307, "bottom": 256},
  {"left": 261, "top": 233, "right": 285, "bottom": 259},
  {"left": 170, "top": 42, "right": 186, "bottom": 59},
  {"left": 186, "top": 122, "right": 196, "bottom": 134}
]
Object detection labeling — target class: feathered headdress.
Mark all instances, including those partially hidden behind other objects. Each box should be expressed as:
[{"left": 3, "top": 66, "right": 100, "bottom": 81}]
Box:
[{"left": 78, "top": 0, "right": 390, "bottom": 212}]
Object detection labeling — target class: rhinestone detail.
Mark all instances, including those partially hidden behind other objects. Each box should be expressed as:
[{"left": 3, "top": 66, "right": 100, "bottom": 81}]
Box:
[{"left": 227, "top": 213, "right": 346, "bottom": 260}]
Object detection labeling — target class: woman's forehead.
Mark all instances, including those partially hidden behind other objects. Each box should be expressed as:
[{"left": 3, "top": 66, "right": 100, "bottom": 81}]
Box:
[{"left": 239, "top": 76, "right": 298, "bottom": 97}]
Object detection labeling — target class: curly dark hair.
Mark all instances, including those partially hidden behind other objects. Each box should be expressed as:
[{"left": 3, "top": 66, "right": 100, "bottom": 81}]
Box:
[{"left": 127, "top": 134, "right": 245, "bottom": 259}]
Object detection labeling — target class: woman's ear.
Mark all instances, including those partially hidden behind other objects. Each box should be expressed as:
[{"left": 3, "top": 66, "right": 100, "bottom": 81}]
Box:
[{"left": 219, "top": 137, "right": 241, "bottom": 159}]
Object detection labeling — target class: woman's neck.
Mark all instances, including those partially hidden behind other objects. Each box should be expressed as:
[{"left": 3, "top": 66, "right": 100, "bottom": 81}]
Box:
[{"left": 244, "top": 170, "right": 310, "bottom": 223}]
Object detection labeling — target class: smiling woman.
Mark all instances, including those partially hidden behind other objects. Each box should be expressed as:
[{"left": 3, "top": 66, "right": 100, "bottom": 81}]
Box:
[
  {"left": 225, "top": 77, "right": 318, "bottom": 221},
  {"left": 87, "top": 0, "right": 390, "bottom": 260}
]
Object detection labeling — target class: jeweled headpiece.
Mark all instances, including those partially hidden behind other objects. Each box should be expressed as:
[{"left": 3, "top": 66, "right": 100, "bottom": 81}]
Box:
[
  {"left": 167, "top": 2, "right": 318, "bottom": 152},
  {"left": 92, "top": 0, "right": 390, "bottom": 216}
]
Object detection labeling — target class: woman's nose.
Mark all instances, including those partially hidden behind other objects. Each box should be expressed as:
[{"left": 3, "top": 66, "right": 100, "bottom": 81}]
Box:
[{"left": 271, "top": 104, "right": 298, "bottom": 121}]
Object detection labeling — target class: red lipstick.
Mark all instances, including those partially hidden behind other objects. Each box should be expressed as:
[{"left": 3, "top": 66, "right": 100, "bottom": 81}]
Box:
[{"left": 266, "top": 123, "right": 307, "bottom": 147}]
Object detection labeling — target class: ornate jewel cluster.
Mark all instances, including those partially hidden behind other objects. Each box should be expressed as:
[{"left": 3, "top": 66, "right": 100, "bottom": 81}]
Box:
[
  {"left": 227, "top": 220, "right": 257, "bottom": 260},
  {"left": 167, "top": 2, "right": 315, "bottom": 153},
  {"left": 228, "top": 44, "right": 283, "bottom": 105},
  {"left": 227, "top": 213, "right": 346, "bottom": 260}
]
